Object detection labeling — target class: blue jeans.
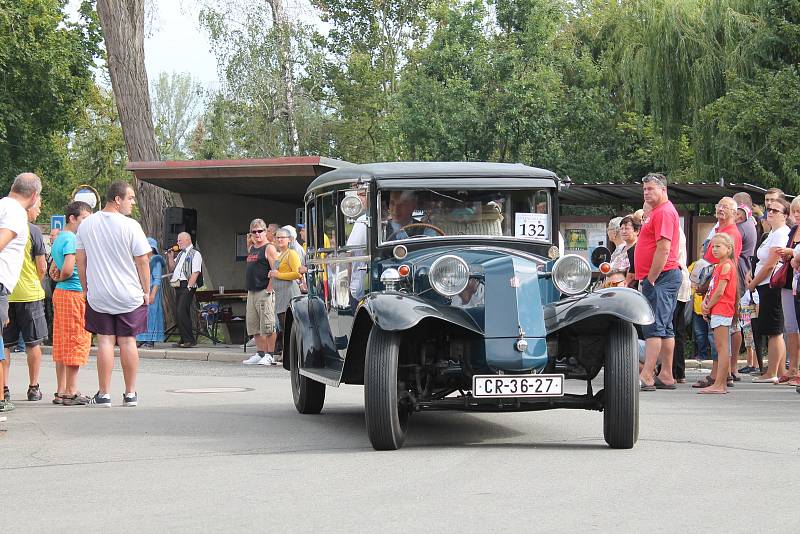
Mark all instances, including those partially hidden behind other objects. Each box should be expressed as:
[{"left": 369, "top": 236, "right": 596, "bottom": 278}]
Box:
[
  {"left": 693, "top": 312, "right": 716, "bottom": 360},
  {"left": 641, "top": 269, "right": 682, "bottom": 338}
]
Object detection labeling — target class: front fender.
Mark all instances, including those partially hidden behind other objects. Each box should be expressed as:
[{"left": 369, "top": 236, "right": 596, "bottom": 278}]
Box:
[
  {"left": 283, "top": 296, "right": 338, "bottom": 371},
  {"left": 543, "top": 287, "right": 654, "bottom": 334},
  {"left": 360, "top": 292, "right": 483, "bottom": 334}
]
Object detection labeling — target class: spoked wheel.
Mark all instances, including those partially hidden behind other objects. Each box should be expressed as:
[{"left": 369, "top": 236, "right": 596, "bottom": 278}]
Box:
[
  {"left": 364, "top": 326, "right": 411, "bottom": 450},
  {"left": 603, "top": 320, "right": 639, "bottom": 448},
  {"left": 289, "top": 321, "right": 325, "bottom": 414}
]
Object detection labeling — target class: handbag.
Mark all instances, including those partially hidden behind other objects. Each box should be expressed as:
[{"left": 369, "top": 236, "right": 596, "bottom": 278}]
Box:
[{"left": 770, "top": 261, "right": 790, "bottom": 289}]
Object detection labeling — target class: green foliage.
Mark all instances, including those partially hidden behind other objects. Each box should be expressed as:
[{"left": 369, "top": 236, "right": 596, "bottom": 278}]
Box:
[{"left": 0, "top": 0, "right": 100, "bottom": 201}]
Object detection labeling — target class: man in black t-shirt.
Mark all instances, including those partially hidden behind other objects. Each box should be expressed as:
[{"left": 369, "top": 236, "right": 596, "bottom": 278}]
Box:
[{"left": 242, "top": 218, "right": 279, "bottom": 366}]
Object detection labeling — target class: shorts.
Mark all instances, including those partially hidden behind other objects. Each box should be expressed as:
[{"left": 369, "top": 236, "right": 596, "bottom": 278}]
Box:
[
  {"left": 640, "top": 269, "right": 682, "bottom": 339},
  {"left": 52, "top": 289, "right": 92, "bottom": 366},
  {"left": 246, "top": 290, "right": 275, "bottom": 336},
  {"left": 709, "top": 314, "right": 733, "bottom": 329},
  {"left": 84, "top": 303, "right": 147, "bottom": 337},
  {"left": 2, "top": 300, "right": 48, "bottom": 346},
  {"left": 742, "top": 322, "right": 755, "bottom": 348}
]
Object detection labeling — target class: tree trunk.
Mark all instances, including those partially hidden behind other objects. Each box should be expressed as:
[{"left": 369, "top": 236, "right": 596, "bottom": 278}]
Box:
[
  {"left": 267, "top": 0, "right": 300, "bottom": 155},
  {"left": 96, "top": 0, "right": 173, "bottom": 239},
  {"left": 96, "top": 0, "right": 177, "bottom": 330}
]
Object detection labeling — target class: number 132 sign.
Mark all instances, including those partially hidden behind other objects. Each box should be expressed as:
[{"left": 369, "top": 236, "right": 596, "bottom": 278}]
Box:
[{"left": 514, "top": 213, "right": 549, "bottom": 240}]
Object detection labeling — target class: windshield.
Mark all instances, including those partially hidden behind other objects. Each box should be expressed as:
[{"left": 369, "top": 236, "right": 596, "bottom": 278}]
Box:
[{"left": 378, "top": 188, "right": 552, "bottom": 244}]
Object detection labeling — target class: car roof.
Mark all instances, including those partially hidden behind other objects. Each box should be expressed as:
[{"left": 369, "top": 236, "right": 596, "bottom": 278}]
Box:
[{"left": 307, "top": 162, "right": 559, "bottom": 191}]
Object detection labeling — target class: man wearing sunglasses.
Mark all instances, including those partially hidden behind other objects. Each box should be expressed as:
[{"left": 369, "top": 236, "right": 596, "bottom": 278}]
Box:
[{"left": 243, "top": 219, "right": 279, "bottom": 365}]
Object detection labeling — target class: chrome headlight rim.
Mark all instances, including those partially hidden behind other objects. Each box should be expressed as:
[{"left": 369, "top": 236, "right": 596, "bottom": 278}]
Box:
[
  {"left": 551, "top": 254, "right": 592, "bottom": 295},
  {"left": 429, "top": 254, "right": 470, "bottom": 297}
]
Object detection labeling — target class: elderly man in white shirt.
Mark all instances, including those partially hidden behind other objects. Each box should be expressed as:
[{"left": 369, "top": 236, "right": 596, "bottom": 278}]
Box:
[{"left": 166, "top": 232, "right": 203, "bottom": 348}]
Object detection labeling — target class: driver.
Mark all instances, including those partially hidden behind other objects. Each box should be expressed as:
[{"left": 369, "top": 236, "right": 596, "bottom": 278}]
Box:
[{"left": 385, "top": 191, "right": 439, "bottom": 241}]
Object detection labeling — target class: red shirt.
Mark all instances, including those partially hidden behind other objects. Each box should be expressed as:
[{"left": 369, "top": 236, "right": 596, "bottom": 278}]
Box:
[
  {"left": 706, "top": 259, "right": 737, "bottom": 317},
  {"left": 703, "top": 223, "right": 742, "bottom": 264},
  {"left": 635, "top": 200, "right": 681, "bottom": 280}
]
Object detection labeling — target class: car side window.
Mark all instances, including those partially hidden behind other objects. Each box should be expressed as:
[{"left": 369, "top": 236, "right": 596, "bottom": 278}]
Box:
[
  {"left": 318, "top": 193, "right": 337, "bottom": 250},
  {"left": 306, "top": 201, "right": 317, "bottom": 251}
]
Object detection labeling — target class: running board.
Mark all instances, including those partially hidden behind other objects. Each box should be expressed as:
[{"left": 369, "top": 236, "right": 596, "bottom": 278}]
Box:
[{"left": 298, "top": 367, "right": 342, "bottom": 387}]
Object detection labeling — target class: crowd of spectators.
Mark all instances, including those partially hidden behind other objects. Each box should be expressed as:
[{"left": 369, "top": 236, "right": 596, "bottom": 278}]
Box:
[{"left": 602, "top": 176, "right": 800, "bottom": 393}]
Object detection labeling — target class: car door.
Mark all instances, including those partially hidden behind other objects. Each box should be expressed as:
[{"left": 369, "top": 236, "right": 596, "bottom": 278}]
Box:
[
  {"left": 304, "top": 192, "right": 341, "bottom": 372},
  {"left": 335, "top": 186, "right": 371, "bottom": 349}
]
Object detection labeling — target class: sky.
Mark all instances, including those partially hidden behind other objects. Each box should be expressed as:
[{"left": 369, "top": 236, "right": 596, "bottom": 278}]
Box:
[{"left": 67, "top": 0, "right": 221, "bottom": 90}]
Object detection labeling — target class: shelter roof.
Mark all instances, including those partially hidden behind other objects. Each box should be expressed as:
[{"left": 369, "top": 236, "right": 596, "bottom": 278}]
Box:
[
  {"left": 128, "top": 157, "right": 351, "bottom": 203},
  {"left": 559, "top": 181, "right": 775, "bottom": 206}
]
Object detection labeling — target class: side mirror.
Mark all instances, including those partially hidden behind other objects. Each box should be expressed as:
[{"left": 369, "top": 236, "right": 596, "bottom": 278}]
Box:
[
  {"left": 341, "top": 191, "right": 365, "bottom": 219},
  {"left": 590, "top": 246, "right": 611, "bottom": 268}
]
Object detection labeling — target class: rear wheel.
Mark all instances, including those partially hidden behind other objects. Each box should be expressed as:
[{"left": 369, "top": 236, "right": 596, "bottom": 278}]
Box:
[
  {"left": 364, "top": 326, "right": 410, "bottom": 450},
  {"left": 603, "top": 321, "right": 639, "bottom": 448},
  {"left": 289, "top": 322, "right": 325, "bottom": 414}
]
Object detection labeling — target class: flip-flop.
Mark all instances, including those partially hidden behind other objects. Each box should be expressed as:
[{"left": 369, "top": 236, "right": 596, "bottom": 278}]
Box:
[
  {"left": 654, "top": 376, "right": 677, "bottom": 390},
  {"left": 640, "top": 383, "right": 656, "bottom": 392},
  {"left": 698, "top": 388, "right": 728, "bottom": 394}
]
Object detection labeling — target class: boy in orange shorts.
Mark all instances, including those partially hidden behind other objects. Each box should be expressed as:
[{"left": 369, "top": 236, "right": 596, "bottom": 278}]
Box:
[{"left": 49, "top": 201, "right": 93, "bottom": 405}]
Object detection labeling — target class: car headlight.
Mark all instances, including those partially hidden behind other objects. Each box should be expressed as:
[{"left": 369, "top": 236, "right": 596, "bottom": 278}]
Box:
[
  {"left": 429, "top": 255, "right": 469, "bottom": 297},
  {"left": 552, "top": 254, "right": 592, "bottom": 295}
]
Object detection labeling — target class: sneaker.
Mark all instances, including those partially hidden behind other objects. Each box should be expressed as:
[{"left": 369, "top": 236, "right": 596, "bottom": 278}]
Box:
[
  {"left": 88, "top": 391, "right": 111, "bottom": 407},
  {"left": 3, "top": 386, "right": 9, "bottom": 401},
  {"left": 243, "top": 354, "right": 262, "bottom": 365},
  {"left": 62, "top": 393, "right": 90, "bottom": 406},
  {"left": 122, "top": 392, "right": 138, "bottom": 407},
  {"left": 27, "top": 384, "right": 42, "bottom": 401},
  {"left": 0, "top": 399, "right": 15, "bottom": 412},
  {"left": 258, "top": 353, "right": 276, "bottom": 366}
]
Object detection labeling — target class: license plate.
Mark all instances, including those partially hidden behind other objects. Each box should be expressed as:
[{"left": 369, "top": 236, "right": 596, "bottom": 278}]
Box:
[{"left": 472, "top": 374, "right": 564, "bottom": 398}]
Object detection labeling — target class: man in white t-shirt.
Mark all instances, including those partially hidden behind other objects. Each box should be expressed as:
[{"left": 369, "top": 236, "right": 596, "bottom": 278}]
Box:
[
  {"left": 0, "top": 173, "right": 41, "bottom": 414},
  {"left": 76, "top": 181, "right": 151, "bottom": 407}
]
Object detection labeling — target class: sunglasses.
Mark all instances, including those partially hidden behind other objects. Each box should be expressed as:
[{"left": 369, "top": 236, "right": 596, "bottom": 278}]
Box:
[
  {"left": 250, "top": 229, "right": 266, "bottom": 234},
  {"left": 767, "top": 208, "right": 787, "bottom": 215}
]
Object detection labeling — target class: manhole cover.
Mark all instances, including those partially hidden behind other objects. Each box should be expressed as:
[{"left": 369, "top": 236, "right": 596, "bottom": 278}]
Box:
[{"left": 169, "top": 387, "right": 254, "bottom": 394}]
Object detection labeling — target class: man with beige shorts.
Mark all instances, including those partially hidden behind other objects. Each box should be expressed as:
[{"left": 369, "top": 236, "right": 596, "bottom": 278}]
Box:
[{"left": 242, "top": 218, "right": 278, "bottom": 365}]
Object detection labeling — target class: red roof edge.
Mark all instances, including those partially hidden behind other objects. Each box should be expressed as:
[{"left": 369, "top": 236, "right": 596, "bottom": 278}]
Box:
[{"left": 126, "top": 156, "right": 327, "bottom": 171}]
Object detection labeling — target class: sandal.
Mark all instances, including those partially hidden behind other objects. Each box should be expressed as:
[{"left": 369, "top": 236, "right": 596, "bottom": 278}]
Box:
[
  {"left": 62, "top": 393, "right": 90, "bottom": 406},
  {"left": 692, "top": 376, "right": 713, "bottom": 388},
  {"left": 777, "top": 374, "right": 796, "bottom": 384},
  {"left": 52, "top": 393, "right": 64, "bottom": 405}
]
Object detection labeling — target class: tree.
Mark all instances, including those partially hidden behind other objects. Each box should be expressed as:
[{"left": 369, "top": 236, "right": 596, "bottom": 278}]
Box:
[
  {"left": 0, "top": 0, "right": 99, "bottom": 192},
  {"left": 199, "top": 0, "right": 333, "bottom": 157},
  {"left": 95, "top": 0, "right": 172, "bottom": 239},
  {"left": 313, "top": 0, "right": 433, "bottom": 161},
  {"left": 151, "top": 71, "right": 204, "bottom": 159}
]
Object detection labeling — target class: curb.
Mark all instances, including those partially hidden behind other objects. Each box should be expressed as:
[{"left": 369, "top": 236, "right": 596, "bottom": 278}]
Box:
[{"left": 38, "top": 345, "right": 247, "bottom": 364}]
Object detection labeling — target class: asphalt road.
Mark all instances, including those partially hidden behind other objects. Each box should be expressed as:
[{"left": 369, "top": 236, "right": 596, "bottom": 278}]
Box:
[{"left": 2, "top": 357, "right": 798, "bottom": 533}]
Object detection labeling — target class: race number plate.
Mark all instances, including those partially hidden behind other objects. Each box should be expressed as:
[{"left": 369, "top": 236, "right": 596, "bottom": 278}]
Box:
[{"left": 472, "top": 374, "right": 564, "bottom": 398}]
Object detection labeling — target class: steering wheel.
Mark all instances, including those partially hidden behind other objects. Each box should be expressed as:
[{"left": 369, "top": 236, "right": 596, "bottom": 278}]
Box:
[{"left": 386, "top": 222, "right": 446, "bottom": 241}]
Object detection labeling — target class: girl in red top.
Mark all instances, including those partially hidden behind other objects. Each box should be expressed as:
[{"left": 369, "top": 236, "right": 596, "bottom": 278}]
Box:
[{"left": 700, "top": 232, "right": 738, "bottom": 394}]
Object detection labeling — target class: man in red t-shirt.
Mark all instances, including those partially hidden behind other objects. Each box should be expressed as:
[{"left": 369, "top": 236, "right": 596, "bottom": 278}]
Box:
[
  {"left": 703, "top": 197, "right": 742, "bottom": 265},
  {"left": 635, "top": 173, "right": 683, "bottom": 391}
]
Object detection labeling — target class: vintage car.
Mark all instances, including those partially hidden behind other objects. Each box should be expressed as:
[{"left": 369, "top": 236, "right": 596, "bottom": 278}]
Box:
[{"left": 284, "top": 162, "right": 654, "bottom": 450}]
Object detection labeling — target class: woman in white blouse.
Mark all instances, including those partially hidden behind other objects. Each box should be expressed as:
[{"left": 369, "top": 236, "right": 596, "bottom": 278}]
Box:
[{"left": 746, "top": 198, "right": 791, "bottom": 383}]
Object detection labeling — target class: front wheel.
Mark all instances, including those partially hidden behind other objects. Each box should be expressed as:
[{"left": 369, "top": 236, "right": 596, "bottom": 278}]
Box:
[
  {"left": 289, "top": 321, "right": 325, "bottom": 414},
  {"left": 603, "top": 321, "right": 639, "bottom": 449},
  {"left": 364, "top": 326, "right": 410, "bottom": 450}
]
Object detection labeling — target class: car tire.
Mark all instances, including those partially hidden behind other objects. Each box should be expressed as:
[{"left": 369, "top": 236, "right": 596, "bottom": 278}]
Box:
[
  {"left": 289, "top": 321, "right": 325, "bottom": 414},
  {"left": 364, "top": 326, "right": 409, "bottom": 450},
  {"left": 603, "top": 320, "right": 639, "bottom": 449}
]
